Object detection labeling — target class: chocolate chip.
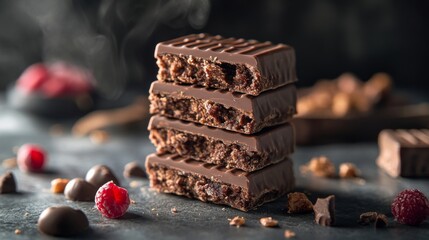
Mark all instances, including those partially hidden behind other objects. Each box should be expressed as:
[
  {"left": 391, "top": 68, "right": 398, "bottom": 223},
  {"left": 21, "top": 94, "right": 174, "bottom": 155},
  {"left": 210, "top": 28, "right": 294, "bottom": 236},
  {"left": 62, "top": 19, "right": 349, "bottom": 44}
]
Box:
[
  {"left": 85, "top": 165, "right": 119, "bottom": 188},
  {"left": 0, "top": 171, "right": 17, "bottom": 194},
  {"left": 123, "top": 162, "right": 146, "bottom": 178},
  {"left": 64, "top": 178, "right": 97, "bottom": 201},
  {"left": 38, "top": 206, "right": 89, "bottom": 237},
  {"left": 287, "top": 192, "right": 313, "bottom": 214},
  {"left": 313, "top": 195, "right": 335, "bottom": 226}
]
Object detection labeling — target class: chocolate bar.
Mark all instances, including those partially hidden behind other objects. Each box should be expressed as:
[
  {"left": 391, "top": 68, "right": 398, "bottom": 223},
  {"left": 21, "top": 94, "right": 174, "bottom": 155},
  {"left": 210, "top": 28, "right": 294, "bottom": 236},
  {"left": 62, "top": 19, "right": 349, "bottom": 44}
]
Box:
[
  {"left": 148, "top": 116, "right": 295, "bottom": 172},
  {"left": 145, "top": 153, "right": 295, "bottom": 211},
  {"left": 377, "top": 129, "right": 429, "bottom": 177},
  {"left": 149, "top": 81, "right": 296, "bottom": 134},
  {"left": 155, "top": 33, "right": 297, "bottom": 96}
]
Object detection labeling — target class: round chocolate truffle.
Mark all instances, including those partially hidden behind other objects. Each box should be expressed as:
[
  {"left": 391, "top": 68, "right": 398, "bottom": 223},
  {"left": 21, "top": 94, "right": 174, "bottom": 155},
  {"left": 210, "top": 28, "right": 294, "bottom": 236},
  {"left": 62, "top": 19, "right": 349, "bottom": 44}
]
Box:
[
  {"left": 64, "top": 178, "right": 97, "bottom": 201},
  {"left": 85, "top": 165, "right": 119, "bottom": 188},
  {"left": 38, "top": 206, "right": 89, "bottom": 237}
]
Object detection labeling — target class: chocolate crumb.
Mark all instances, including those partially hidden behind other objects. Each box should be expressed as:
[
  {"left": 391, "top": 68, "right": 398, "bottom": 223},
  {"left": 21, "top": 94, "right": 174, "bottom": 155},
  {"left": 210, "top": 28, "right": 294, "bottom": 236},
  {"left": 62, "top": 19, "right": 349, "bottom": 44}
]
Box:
[
  {"left": 260, "top": 217, "right": 279, "bottom": 227},
  {"left": 89, "top": 130, "right": 109, "bottom": 144},
  {"left": 129, "top": 180, "right": 142, "bottom": 188},
  {"left": 284, "top": 230, "right": 296, "bottom": 238},
  {"left": 229, "top": 216, "right": 245, "bottom": 227},
  {"left": 339, "top": 163, "right": 360, "bottom": 178},
  {"left": 375, "top": 214, "right": 388, "bottom": 228},
  {"left": 2, "top": 157, "right": 17, "bottom": 169},
  {"left": 302, "top": 156, "right": 335, "bottom": 178},
  {"left": 313, "top": 195, "right": 335, "bottom": 226},
  {"left": 358, "top": 212, "right": 378, "bottom": 225},
  {"left": 15, "top": 229, "right": 22, "bottom": 235},
  {"left": 171, "top": 207, "right": 178, "bottom": 213},
  {"left": 131, "top": 199, "right": 136, "bottom": 204},
  {"left": 287, "top": 192, "right": 313, "bottom": 214}
]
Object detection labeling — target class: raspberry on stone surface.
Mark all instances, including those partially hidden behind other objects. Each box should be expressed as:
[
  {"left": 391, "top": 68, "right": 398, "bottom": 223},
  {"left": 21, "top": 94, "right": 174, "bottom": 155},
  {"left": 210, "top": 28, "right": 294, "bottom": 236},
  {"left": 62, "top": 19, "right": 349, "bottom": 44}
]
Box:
[
  {"left": 391, "top": 189, "right": 429, "bottom": 226},
  {"left": 95, "top": 181, "right": 130, "bottom": 219},
  {"left": 17, "top": 144, "right": 47, "bottom": 172}
]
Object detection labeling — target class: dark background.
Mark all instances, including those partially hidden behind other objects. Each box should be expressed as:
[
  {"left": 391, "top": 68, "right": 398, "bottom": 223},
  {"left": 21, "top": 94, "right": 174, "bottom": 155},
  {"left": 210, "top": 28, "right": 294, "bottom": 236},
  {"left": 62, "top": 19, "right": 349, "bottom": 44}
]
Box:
[{"left": 1, "top": 0, "right": 428, "bottom": 97}]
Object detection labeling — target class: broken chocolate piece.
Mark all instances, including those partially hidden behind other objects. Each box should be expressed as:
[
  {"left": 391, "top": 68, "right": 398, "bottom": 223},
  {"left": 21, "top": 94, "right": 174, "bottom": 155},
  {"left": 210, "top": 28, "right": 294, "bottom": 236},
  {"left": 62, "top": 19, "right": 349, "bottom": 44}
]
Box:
[
  {"left": 145, "top": 153, "right": 294, "bottom": 211},
  {"left": 155, "top": 33, "right": 297, "bottom": 96},
  {"left": 0, "top": 171, "right": 17, "bottom": 194},
  {"left": 313, "top": 195, "right": 335, "bottom": 226},
  {"left": 149, "top": 81, "right": 296, "bottom": 134},
  {"left": 123, "top": 162, "right": 146, "bottom": 178},
  {"left": 38, "top": 206, "right": 89, "bottom": 237},
  {"left": 287, "top": 192, "right": 313, "bottom": 214},
  {"left": 64, "top": 178, "right": 97, "bottom": 201},
  {"left": 85, "top": 164, "right": 119, "bottom": 188},
  {"left": 377, "top": 129, "right": 429, "bottom": 177},
  {"left": 148, "top": 116, "right": 295, "bottom": 172}
]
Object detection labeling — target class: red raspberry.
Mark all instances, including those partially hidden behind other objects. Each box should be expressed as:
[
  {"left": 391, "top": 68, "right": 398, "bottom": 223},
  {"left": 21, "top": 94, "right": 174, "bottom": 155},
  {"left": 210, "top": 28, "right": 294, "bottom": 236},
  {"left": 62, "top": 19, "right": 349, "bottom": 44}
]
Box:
[
  {"left": 16, "top": 64, "right": 49, "bottom": 92},
  {"left": 17, "top": 144, "right": 47, "bottom": 172},
  {"left": 391, "top": 189, "right": 429, "bottom": 225},
  {"left": 95, "top": 181, "right": 130, "bottom": 218}
]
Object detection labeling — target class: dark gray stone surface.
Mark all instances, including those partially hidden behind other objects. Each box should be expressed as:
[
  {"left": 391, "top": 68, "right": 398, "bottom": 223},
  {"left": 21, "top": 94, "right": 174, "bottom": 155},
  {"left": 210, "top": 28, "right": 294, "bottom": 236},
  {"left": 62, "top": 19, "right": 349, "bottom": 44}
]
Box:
[{"left": 1, "top": 104, "right": 429, "bottom": 240}]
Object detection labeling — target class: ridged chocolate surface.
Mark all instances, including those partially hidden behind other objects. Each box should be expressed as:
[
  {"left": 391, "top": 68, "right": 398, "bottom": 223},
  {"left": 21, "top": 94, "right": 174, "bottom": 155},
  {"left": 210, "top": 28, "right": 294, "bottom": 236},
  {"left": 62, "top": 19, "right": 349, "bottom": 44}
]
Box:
[
  {"left": 148, "top": 115, "right": 295, "bottom": 153},
  {"left": 155, "top": 33, "right": 297, "bottom": 89},
  {"left": 377, "top": 129, "right": 429, "bottom": 177},
  {"left": 145, "top": 153, "right": 294, "bottom": 194},
  {"left": 149, "top": 81, "right": 296, "bottom": 122}
]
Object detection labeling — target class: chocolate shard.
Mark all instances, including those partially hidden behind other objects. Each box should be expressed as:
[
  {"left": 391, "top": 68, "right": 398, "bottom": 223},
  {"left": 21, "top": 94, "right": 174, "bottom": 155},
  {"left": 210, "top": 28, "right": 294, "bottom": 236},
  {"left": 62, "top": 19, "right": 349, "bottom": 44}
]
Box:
[
  {"left": 155, "top": 33, "right": 297, "bottom": 96},
  {"left": 64, "top": 178, "right": 97, "bottom": 202},
  {"left": 313, "top": 195, "right": 335, "bottom": 226},
  {"left": 145, "top": 153, "right": 295, "bottom": 211},
  {"left": 123, "top": 162, "right": 146, "bottom": 178},
  {"left": 38, "top": 206, "right": 89, "bottom": 237},
  {"left": 0, "top": 171, "right": 17, "bottom": 194},
  {"left": 85, "top": 164, "right": 119, "bottom": 188},
  {"left": 148, "top": 116, "right": 295, "bottom": 172},
  {"left": 377, "top": 129, "right": 429, "bottom": 178},
  {"left": 149, "top": 81, "right": 296, "bottom": 134}
]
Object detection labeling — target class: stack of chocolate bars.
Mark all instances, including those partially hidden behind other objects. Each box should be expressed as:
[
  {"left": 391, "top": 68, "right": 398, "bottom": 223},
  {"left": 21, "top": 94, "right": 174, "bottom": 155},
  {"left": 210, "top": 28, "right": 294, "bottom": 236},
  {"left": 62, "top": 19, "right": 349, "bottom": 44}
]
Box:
[{"left": 146, "top": 33, "right": 298, "bottom": 211}]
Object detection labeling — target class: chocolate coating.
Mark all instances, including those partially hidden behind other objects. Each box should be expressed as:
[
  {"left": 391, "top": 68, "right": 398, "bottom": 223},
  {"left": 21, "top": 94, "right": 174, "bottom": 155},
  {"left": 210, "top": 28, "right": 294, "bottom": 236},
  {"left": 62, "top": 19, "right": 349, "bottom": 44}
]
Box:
[
  {"left": 123, "top": 162, "right": 146, "bottom": 178},
  {"left": 64, "top": 178, "right": 97, "bottom": 201},
  {"left": 313, "top": 195, "right": 335, "bottom": 227},
  {"left": 146, "top": 153, "right": 294, "bottom": 195},
  {"left": 85, "top": 165, "right": 119, "bottom": 188},
  {"left": 155, "top": 33, "right": 297, "bottom": 95},
  {"left": 0, "top": 171, "right": 17, "bottom": 194},
  {"left": 38, "top": 206, "right": 89, "bottom": 237},
  {"left": 149, "top": 81, "right": 296, "bottom": 134},
  {"left": 377, "top": 129, "right": 429, "bottom": 177}
]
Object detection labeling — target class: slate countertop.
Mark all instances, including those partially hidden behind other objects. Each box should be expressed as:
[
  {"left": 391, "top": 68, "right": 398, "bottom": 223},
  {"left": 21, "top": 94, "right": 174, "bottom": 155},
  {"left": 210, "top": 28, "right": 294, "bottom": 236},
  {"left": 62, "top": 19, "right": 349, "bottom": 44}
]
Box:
[{"left": 0, "top": 100, "right": 428, "bottom": 240}]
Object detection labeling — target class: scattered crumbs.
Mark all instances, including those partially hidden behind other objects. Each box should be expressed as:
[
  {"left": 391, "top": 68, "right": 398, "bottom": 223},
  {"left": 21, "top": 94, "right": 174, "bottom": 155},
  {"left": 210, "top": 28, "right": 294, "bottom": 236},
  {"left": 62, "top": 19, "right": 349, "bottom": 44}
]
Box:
[
  {"left": 130, "top": 199, "right": 136, "bottom": 204},
  {"left": 358, "top": 212, "right": 378, "bottom": 225},
  {"left": 301, "top": 156, "right": 335, "bottom": 178},
  {"left": 151, "top": 208, "right": 156, "bottom": 211},
  {"left": 49, "top": 124, "right": 65, "bottom": 136},
  {"left": 259, "top": 217, "right": 279, "bottom": 227},
  {"left": 129, "top": 180, "right": 142, "bottom": 188},
  {"left": 229, "top": 216, "right": 245, "bottom": 227},
  {"left": 171, "top": 207, "right": 178, "bottom": 214},
  {"left": 15, "top": 229, "right": 22, "bottom": 235},
  {"left": 2, "top": 157, "right": 17, "bottom": 169},
  {"left": 339, "top": 163, "right": 360, "bottom": 178},
  {"left": 89, "top": 130, "right": 110, "bottom": 144},
  {"left": 284, "top": 230, "right": 296, "bottom": 238},
  {"left": 221, "top": 208, "right": 226, "bottom": 211},
  {"left": 23, "top": 212, "right": 29, "bottom": 218}
]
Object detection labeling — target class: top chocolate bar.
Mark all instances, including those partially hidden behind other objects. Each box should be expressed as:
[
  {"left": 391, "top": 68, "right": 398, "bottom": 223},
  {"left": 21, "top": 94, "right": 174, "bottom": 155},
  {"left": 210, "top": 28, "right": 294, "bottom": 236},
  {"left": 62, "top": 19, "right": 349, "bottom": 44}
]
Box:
[{"left": 155, "top": 33, "right": 297, "bottom": 96}]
